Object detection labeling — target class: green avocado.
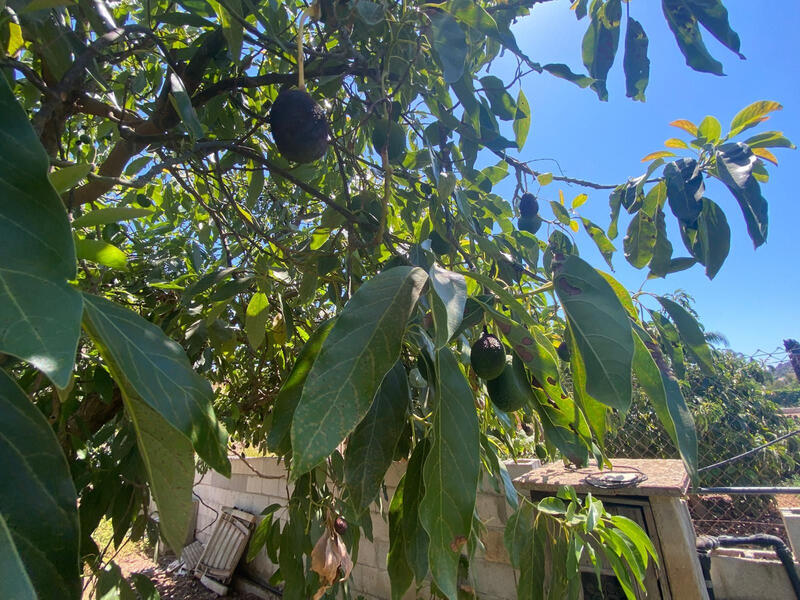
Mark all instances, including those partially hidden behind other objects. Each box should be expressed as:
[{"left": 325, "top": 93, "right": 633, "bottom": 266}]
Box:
[
  {"left": 518, "top": 215, "right": 542, "bottom": 235},
  {"left": 470, "top": 332, "right": 506, "bottom": 380},
  {"left": 487, "top": 354, "right": 534, "bottom": 413}
]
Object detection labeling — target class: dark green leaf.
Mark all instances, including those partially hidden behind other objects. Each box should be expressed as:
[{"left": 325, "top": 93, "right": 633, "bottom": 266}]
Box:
[
  {"left": 0, "top": 514, "right": 36, "bottom": 600},
  {"left": 266, "top": 318, "right": 336, "bottom": 455},
  {"left": 387, "top": 478, "right": 414, "bottom": 600},
  {"left": 661, "top": 0, "right": 724, "bottom": 75},
  {"left": 550, "top": 201, "right": 571, "bottom": 225},
  {"left": 503, "top": 501, "right": 535, "bottom": 569},
  {"left": 429, "top": 263, "right": 467, "bottom": 349},
  {"left": 430, "top": 12, "right": 468, "bottom": 84},
  {"left": 623, "top": 211, "right": 656, "bottom": 269},
  {"left": 0, "top": 75, "right": 82, "bottom": 388},
  {"left": 656, "top": 296, "right": 713, "bottom": 373},
  {"left": 631, "top": 328, "right": 678, "bottom": 449},
  {"left": 82, "top": 294, "right": 230, "bottom": 474},
  {"left": 0, "top": 370, "right": 79, "bottom": 600},
  {"left": 542, "top": 63, "right": 595, "bottom": 88},
  {"left": 291, "top": 267, "right": 427, "bottom": 476},
  {"left": 554, "top": 255, "right": 634, "bottom": 412},
  {"left": 623, "top": 17, "right": 649, "bottom": 101},
  {"left": 581, "top": 217, "right": 616, "bottom": 269},
  {"left": 685, "top": 0, "right": 743, "bottom": 58},
  {"left": 715, "top": 142, "right": 768, "bottom": 247},
  {"left": 696, "top": 198, "right": 730, "bottom": 279},
  {"left": 664, "top": 158, "right": 704, "bottom": 223},
  {"left": 419, "top": 347, "right": 479, "bottom": 600},
  {"left": 210, "top": 0, "right": 243, "bottom": 62},
  {"left": 661, "top": 369, "right": 699, "bottom": 485},
  {"left": 130, "top": 573, "right": 161, "bottom": 600},
  {"left": 608, "top": 185, "right": 625, "bottom": 240},
  {"left": 345, "top": 361, "right": 409, "bottom": 510},
  {"left": 72, "top": 207, "right": 153, "bottom": 227},
  {"left": 168, "top": 74, "right": 204, "bottom": 138},
  {"left": 569, "top": 326, "right": 608, "bottom": 444},
  {"left": 581, "top": 0, "right": 621, "bottom": 100},
  {"left": 480, "top": 75, "right": 516, "bottom": 121},
  {"left": 372, "top": 119, "right": 407, "bottom": 163},
  {"left": 403, "top": 440, "right": 429, "bottom": 581},
  {"left": 537, "top": 496, "right": 566, "bottom": 515},
  {"left": 648, "top": 209, "right": 674, "bottom": 278},
  {"left": 354, "top": 0, "right": 384, "bottom": 25}
]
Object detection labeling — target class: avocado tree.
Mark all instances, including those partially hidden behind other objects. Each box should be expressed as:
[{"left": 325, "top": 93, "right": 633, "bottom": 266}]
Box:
[{"left": 0, "top": 0, "right": 794, "bottom": 598}]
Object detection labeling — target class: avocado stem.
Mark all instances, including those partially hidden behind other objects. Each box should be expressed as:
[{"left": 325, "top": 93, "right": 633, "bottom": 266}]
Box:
[{"left": 297, "top": 9, "right": 309, "bottom": 90}]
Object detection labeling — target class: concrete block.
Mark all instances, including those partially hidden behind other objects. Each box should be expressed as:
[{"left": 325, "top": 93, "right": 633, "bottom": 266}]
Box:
[
  {"left": 247, "top": 476, "right": 263, "bottom": 494},
  {"left": 230, "top": 474, "right": 249, "bottom": 493},
  {"left": 231, "top": 457, "right": 250, "bottom": 475},
  {"left": 352, "top": 565, "right": 391, "bottom": 599},
  {"left": 710, "top": 551, "right": 798, "bottom": 600},
  {"left": 384, "top": 462, "right": 407, "bottom": 489},
  {"left": 357, "top": 538, "right": 378, "bottom": 568},
  {"left": 481, "top": 528, "right": 510, "bottom": 564},
  {"left": 504, "top": 458, "right": 541, "bottom": 480},
  {"left": 375, "top": 540, "right": 390, "bottom": 569},
  {"left": 370, "top": 513, "right": 390, "bottom": 542},
  {"left": 471, "top": 559, "right": 518, "bottom": 599},
  {"left": 476, "top": 493, "right": 506, "bottom": 527}
]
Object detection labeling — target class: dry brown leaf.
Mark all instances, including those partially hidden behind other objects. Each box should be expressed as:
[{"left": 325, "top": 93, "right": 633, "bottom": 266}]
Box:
[{"left": 311, "top": 531, "right": 354, "bottom": 599}]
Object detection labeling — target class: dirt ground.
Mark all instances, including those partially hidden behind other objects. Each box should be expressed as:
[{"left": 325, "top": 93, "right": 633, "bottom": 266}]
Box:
[{"left": 115, "top": 549, "right": 262, "bottom": 600}]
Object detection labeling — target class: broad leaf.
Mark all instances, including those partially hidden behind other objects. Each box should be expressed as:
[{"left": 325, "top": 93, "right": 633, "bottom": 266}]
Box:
[
  {"left": 0, "top": 514, "right": 36, "bottom": 600},
  {"left": 0, "top": 370, "right": 79, "bottom": 600},
  {"left": 291, "top": 266, "right": 427, "bottom": 475},
  {"left": 168, "top": 73, "right": 204, "bottom": 139},
  {"left": 430, "top": 12, "right": 467, "bottom": 84},
  {"left": 661, "top": 369, "right": 699, "bottom": 485},
  {"left": 696, "top": 198, "right": 730, "bottom": 279},
  {"left": 345, "top": 361, "right": 409, "bottom": 511},
  {"left": 715, "top": 142, "right": 769, "bottom": 247},
  {"left": 419, "top": 347, "right": 479, "bottom": 600},
  {"left": 0, "top": 76, "right": 82, "bottom": 387},
  {"left": 581, "top": 217, "right": 617, "bottom": 271},
  {"left": 75, "top": 238, "right": 128, "bottom": 269},
  {"left": 266, "top": 318, "right": 336, "bottom": 455},
  {"left": 730, "top": 101, "right": 783, "bottom": 137},
  {"left": 661, "top": 0, "right": 723, "bottom": 75},
  {"left": 504, "top": 501, "right": 535, "bottom": 569},
  {"left": 623, "top": 17, "right": 649, "bottom": 101},
  {"left": 656, "top": 296, "right": 713, "bottom": 373},
  {"left": 581, "top": 0, "right": 621, "bottom": 100},
  {"left": 631, "top": 329, "right": 678, "bottom": 448},
  {"left": 82, "top": 294, "right": 230, "bottom": 475},
  {"left": 664, "top": 158, "right": 703, "bottom": 223},
  {"left": 245, "top": 292, "right": 270, "bottom": 350},
  {"left": 554, "top": 255, "right": 634, "bottom": 412},
  {"left": 480, "top": 75, "right": 516, "bottom": 121},
  {"left": 514, "top": 89, "right": 531, "bottom": 148},
  {"left": 49, "top": 163, "right": 92, "bottom": 193},
  {"left": 429, "top": 263, "right": 467, "bottom": 349},
  {"left": 403, "top": 440, "right": 430, "bottom": 582},
  {"left": 569, "top": 326, "right": 609, "bottom": 445},
  {"left": 543, "top": 63, "right": 595, "bottom": 88},
  {"left": 387, "top": 478, "right": 414, "bottom": 600},
  {"left": 649, "top": 209, "right": 674, "bottom": 278},
  {"left": 684, "top": 0, "right": 743, "bottom": 58},
  {"left": 697, "top": 115, "right": 722, "bottom": 145},
  {"left": 623, "top": 211, "right": 656, "bottom": 269},
  {"left": 72, "top": 207, "right": 153, "bottom": 228}
]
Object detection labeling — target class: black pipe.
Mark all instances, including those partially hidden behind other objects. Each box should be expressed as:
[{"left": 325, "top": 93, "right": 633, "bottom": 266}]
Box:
[{"left": 696, "top": 534, "right": 800, "bottom": 600}]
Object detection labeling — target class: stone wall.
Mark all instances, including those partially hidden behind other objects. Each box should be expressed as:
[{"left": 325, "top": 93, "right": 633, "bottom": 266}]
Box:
[{"left": 192, "top": 456, "right": 540, "bottom": 599}]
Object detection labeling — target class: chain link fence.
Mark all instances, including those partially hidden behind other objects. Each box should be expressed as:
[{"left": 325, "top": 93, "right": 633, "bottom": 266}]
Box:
[{"left": 605, "top": 350, "right": 800, "bottom": 543}]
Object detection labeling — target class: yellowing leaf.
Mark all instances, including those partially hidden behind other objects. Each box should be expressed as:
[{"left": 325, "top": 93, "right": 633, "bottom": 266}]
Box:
[
  {"left": 752, "top": 147, "right": 778, "bottom": 166},
  {"left": 640, "top": 150, "right": 675, "bottom": 162},
  {"left": 559, "top": 189, "right": 565, "bottom": 205},
  {"left": 572, "top": 193, "right": 588, "bottom": 209},
  {"left": 664, "top": 138, "right": 689, "bottom": 149},
  {"left": 537, "top": 172, "right": 553, "bottom": 186},
  {"left": 569, "top": 220, "right": 579, "bottom": 232},
  {"left": 5, "top": 22, "right": 24, "bottom": 57},
  {"left": 669, "top": 119, "right": 698, "bottom": 136}
]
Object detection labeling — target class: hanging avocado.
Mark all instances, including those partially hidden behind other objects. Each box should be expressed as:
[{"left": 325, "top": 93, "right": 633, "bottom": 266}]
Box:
[
  {"left": 518, "top": 215, "right": 542, "bottom": 235},
  {"left": 556, "top": 341, "right": 571, "bottom": 362},
  {"left": 487, "top": 354, "right": 534, "bottom": 413},
  {"left": 470, "top": 330, "right": 506, "bottom": 380},
  {"left": 269, "top": 88, "right": 329, "bottom": 163},
  {"left": 519, "top": 192, "right": 539, "bottom": 217}
]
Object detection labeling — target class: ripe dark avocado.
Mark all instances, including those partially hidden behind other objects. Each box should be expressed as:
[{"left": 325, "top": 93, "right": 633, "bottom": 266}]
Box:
[
  {"left": 556, "top": 341, "right": 571, "bottom": 362},
  {"left": 519, "top": 192, "right": 539, "bottom": 217},
  {"left": 487, "top": 354, "right": 533, "bottom": 413},
  {"left": 135, "top": 194, "right": 152, "bottom": 208},
  {"left": 428, "top": 231, "right": 450, "bottom": 255},
  {"left": 269, "top": 89, "right": 329, "bottom": 163},
  {"left": 518, "top": 215, "right": 542, "bottom": 235},
  {"left": 334, "top": 516, "right": 348, "bottom": 535},
  {"left": 470, "top": 331, "right": 506, "bottom": 380}
]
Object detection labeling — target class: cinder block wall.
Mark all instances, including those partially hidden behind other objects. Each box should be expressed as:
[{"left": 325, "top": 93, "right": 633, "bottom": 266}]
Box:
[{"left": 192, "top": 456, "right": 540, "bottom": 599}]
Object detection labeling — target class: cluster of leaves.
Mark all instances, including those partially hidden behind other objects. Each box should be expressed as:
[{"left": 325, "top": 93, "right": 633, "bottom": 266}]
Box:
[{"left": 0, "top": 0, "right": 794, "bottom": 599}]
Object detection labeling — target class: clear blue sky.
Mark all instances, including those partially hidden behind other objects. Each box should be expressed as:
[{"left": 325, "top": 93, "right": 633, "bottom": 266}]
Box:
[{"left": 492, "top": 2, "right": 799, "bottom": 359}]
